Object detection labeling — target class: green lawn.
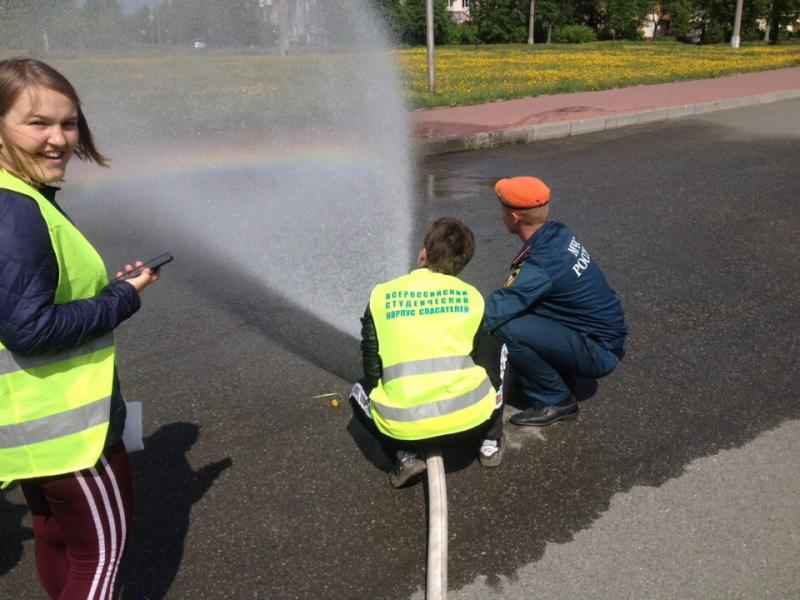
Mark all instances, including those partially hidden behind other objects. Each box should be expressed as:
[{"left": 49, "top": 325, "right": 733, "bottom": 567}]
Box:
[
  {"left": 398, "top": 40, "right": 800, "bottom": 108},
  {"left": 3, "top": 41, "right": 799, "bottom": 124}
]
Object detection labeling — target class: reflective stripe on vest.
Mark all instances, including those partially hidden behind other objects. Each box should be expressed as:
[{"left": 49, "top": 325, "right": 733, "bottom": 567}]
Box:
[
  {"left": 382, "top": 354, "right": 475, "bottom": 383},
  {"left": 0, "top": 334, "right": 114, "bottom": 376},
  {"left": 0, "top": 397, "right": 110, "bottom": 449},
  {"left": 0, "top": 170, "right": 114, "bottom": 483},
  {"left": 371, "top": 378, "right": 492, "bottom": 422},
  {"left": 368, "top": 269, "right": 496, "bottom": 440}
]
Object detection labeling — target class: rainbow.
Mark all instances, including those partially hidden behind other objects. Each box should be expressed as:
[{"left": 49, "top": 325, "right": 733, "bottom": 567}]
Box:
[{"left": 68, "top": 135, "right": 406, "bottom": 191}]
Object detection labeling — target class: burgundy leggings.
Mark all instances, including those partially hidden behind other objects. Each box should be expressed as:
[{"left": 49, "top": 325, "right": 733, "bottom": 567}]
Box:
[{"left": 20, "top": 442, "right": 132, "bottom": 600}]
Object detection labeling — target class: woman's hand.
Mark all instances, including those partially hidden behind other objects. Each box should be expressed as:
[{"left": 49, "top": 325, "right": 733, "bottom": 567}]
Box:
[{"left": 115, "top": 260, "right": 161, "bottom": 293}]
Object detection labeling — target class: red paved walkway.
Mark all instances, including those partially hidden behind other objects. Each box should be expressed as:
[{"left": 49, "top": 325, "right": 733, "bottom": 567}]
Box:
[{"left": 412, "top": 67, "right": 800, "bottom": 146}]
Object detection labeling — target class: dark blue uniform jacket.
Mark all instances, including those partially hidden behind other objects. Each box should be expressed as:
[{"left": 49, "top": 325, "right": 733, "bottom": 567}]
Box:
[
  {"left": 481, "top": 220, "right": 628, "bottom": 351},
  {"left": 0, "top": 186, "right": 141, "bottom": 445}
]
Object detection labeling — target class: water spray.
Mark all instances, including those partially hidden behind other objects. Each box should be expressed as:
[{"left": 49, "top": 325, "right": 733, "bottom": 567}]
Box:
[{"left": 53, "top": 0, "right": 413, "bottom": 340}]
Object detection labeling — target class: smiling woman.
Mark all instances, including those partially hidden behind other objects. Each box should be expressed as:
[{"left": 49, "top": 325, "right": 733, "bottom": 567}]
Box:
[
  {"left": 0, "top": 59, "right": 107, "bottom": 183},
  {"left": 1, "top": 87, "right": 79, "bottom": 182},
  {"left": 0, "top": 58, "right": 160, "bottom": 600}
]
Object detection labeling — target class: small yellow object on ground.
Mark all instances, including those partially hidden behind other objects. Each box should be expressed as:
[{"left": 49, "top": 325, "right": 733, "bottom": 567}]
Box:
[{"left": 313, "top": 393, "right": 343, "bottom": 408}]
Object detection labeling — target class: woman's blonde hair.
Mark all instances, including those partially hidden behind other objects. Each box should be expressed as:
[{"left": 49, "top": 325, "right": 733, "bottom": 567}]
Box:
[{"left": 0, "top": 58, "right": 108, "bottom": 183}]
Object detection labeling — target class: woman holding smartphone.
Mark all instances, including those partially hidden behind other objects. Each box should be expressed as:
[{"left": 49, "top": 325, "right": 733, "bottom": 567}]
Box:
[{"left": 0, "top": 58, "right": 159, "bottom": 599}]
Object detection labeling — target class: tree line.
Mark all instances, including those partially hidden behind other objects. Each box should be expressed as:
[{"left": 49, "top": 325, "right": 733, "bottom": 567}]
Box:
[
  {"left": 374, "top": 0, "right": 800, "bottom": 45},
  {"left": 0, "top": 0, "right": 797, "bottom": 51}
]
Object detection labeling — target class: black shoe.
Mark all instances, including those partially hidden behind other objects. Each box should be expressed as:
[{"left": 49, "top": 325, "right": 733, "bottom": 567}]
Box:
[
  {"left": 510, "top": 398, "right": 578, "bottom": 427},
  {"left": 389, "top": 454, "right": 427, "bottom": 488}
]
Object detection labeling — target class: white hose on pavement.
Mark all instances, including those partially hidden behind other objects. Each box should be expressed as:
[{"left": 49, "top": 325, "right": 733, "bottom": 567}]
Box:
[{"left": 426, "top": 450, "right": 447, "bottom": 600}]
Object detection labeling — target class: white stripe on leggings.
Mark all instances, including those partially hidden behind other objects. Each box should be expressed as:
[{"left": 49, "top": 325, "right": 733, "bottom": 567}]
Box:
[
  {"left": 90, "top": 465, "right": 117, "bottom": 600},
  {"left": 100, "top": 454, "right": 127, "bottom": 598},
  {"left": 75, "top": 472, "right": 107, "bottom": 600}
]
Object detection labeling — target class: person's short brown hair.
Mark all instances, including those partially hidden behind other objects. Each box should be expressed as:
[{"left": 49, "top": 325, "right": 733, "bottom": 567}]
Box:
[
  {"left": 423, "top": 217, "right": 475, "bottom": 276},
  {"left": 0, "top": 58, "right": 108, "bottom": 183}
]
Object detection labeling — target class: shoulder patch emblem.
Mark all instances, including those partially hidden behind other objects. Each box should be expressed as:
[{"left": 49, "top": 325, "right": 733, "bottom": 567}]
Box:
[{"left": 505, "top": 266, "right": 521, "bottom": 287}]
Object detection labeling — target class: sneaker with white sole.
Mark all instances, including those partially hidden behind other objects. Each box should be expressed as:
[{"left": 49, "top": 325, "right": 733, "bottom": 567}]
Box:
[
  {"left": 478, "top": 436, "right": 504, "bottom": 467},
  {"left": 389, "top": 452, "right": 427, "bottom": 488}
]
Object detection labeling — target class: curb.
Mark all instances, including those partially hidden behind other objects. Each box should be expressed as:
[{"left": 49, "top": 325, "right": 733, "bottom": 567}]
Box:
[{"left": 416, "top": 89, "right": 800, "bottom": 156}]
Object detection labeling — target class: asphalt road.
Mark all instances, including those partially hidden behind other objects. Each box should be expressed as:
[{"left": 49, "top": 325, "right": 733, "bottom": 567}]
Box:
[{"left": 2, "top": 99, "right": 799, "bottom": 600}]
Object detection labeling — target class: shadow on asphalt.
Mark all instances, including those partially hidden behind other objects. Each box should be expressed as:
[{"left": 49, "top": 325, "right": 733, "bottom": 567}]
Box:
[
  {"left": 346, "top": 416, "right": 394, "bottom": 473},
  {"left": 346, "top": 413, "right": 502, "bottom": 480},
  {"left": 116, "top": 423, "right": 232, "bottom": 600},
  {"left": 400, "top": 116, "right": 800, "bottom": 595},
  {"left": 8, "top": 108, "right": 790, "bottom": 600},
  {"left": 0, "top": 491, "right": 33, "bottom": 578}
]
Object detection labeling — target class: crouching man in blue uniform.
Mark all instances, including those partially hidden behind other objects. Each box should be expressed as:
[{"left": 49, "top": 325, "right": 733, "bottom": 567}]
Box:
[{"left": 481, "top": 176, "right": 628, "bottom": 426}]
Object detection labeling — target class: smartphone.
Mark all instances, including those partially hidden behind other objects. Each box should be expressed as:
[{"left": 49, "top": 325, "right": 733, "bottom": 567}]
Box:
[{"left": 113, "top": 253, "right": 173, "bottom": 281}]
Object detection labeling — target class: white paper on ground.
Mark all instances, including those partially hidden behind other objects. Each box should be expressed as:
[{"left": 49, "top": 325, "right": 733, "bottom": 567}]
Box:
[{"left": 122, "top": 401, "right": 144, "bottom": 453}]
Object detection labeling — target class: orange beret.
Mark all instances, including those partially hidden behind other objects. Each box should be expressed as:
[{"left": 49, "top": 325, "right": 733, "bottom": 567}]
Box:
[{"left": 495, "top": 177, "right": 550, "bottom": 208}]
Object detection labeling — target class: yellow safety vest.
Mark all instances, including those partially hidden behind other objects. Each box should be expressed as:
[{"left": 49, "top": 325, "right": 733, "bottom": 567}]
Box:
[
  {"left": 0, "top": 169, "right": 115, "bottom": 483},
  {"left": 368, "top": 268, "right": 496, "bottom": 440}
]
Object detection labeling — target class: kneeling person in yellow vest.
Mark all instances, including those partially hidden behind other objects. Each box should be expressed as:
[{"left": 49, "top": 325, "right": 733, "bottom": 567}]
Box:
[{"left": 350, "top": 218, "right": 504, "bottom": 488}]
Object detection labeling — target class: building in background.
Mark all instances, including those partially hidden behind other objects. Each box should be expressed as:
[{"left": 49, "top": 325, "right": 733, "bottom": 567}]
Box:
[
  {"left": 642, "top": 13, "right": 672, "bottom": 38},
  {"left": 259, "top": 0, "right": 323, "bottom": 46},
  {"left": 445, "top": 0, "right": 471, "bottom": 24}
]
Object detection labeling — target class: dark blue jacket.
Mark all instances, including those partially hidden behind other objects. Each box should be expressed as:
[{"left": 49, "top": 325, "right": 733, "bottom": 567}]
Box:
[
  {"left": 0, "top": 186, "right": 141, "bottom": 445},
  {"left": 481, "top": 221, "right": 628, "bottom": 351}
]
